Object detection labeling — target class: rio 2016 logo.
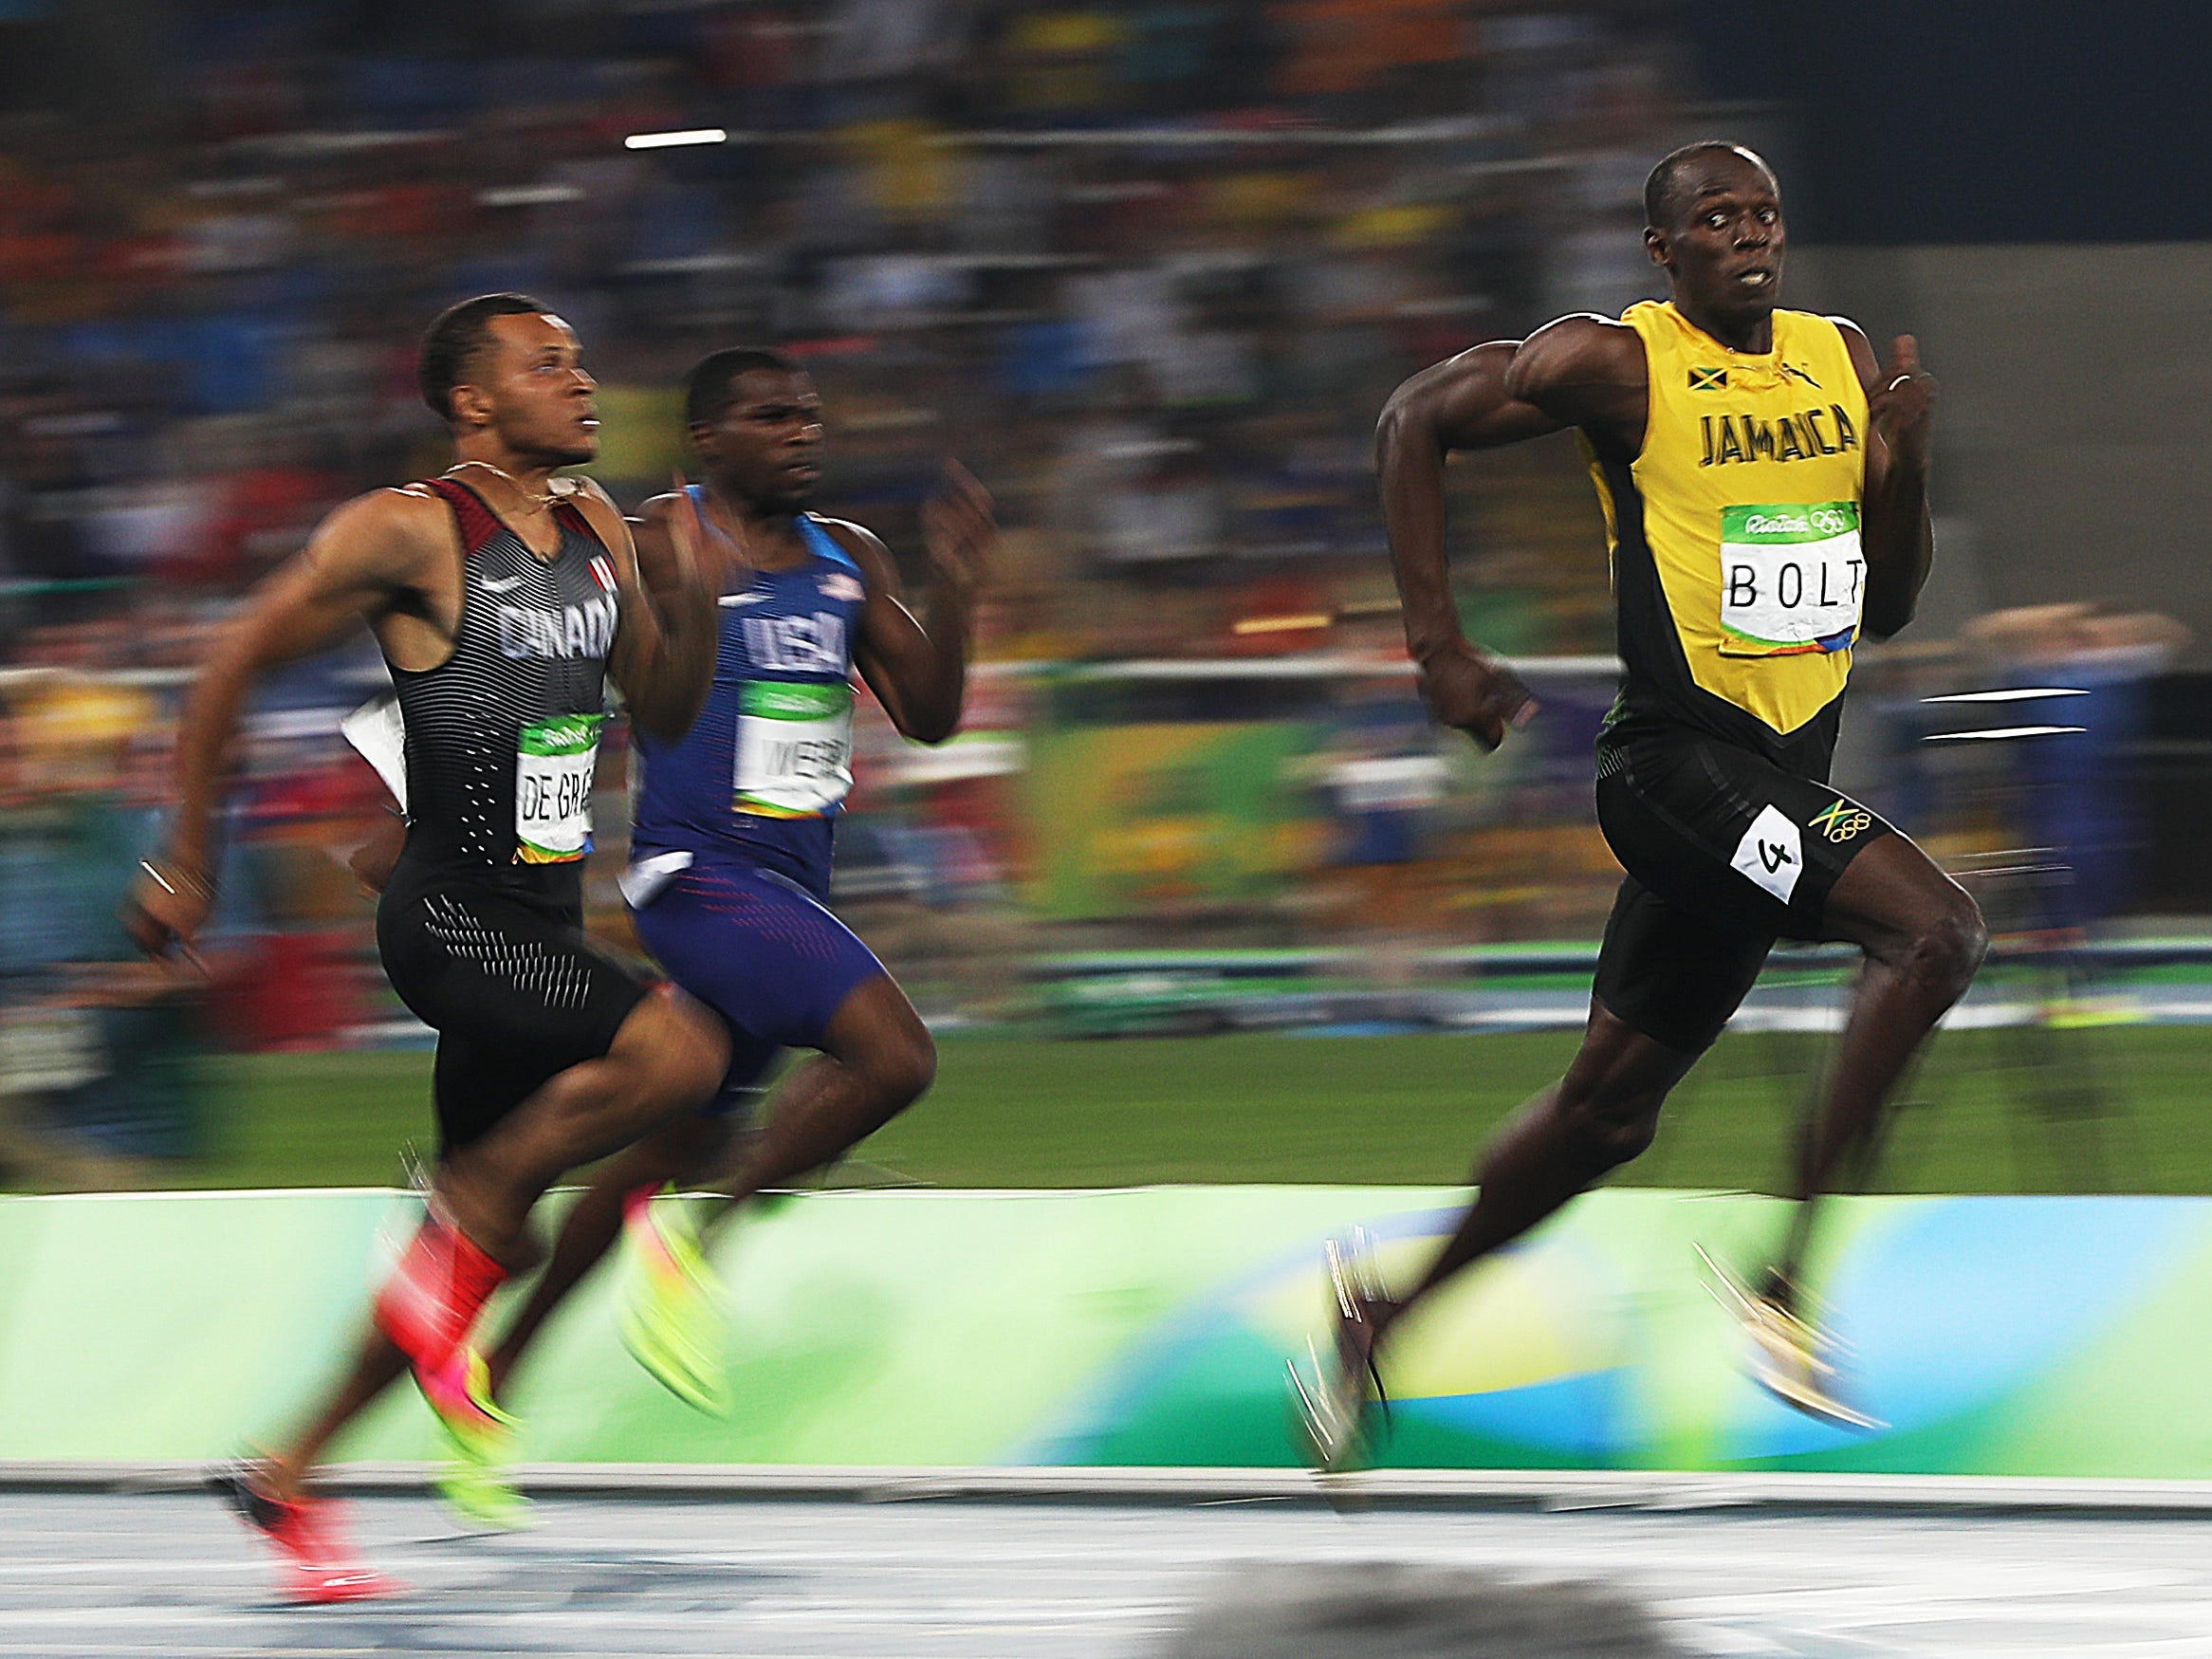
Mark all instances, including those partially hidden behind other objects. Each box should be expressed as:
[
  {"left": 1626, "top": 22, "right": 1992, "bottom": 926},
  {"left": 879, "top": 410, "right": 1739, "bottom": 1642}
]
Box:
[{"left": 1742, "top": 507, "right": 1855, "bottom": 539}]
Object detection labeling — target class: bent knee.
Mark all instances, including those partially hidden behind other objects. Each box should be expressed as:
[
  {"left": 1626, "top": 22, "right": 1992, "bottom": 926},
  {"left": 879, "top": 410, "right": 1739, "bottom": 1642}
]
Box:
[
  {"left": 826, "top": 978, "right": 937, "bottom": 1107},
  {"left": 1903, "top": 894, "right": 1988, "bottom": 998},
  {"left": 1551, "top": 1089, "right": 1663, "bottom": 1174},
  {"left": 629, "top": 987, "right": 730, "bottom": 1102},
  {"left": 872, "top": 1025, "right": 936, "bottom": 1105}
]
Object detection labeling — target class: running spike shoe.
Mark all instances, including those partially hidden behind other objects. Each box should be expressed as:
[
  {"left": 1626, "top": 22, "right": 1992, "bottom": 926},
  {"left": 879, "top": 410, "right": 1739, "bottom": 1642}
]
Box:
[
  {"left": 418, "top": 1347, "right": 528, "bottom": 1530},
  {"left": 432, "top": 1446, "right": 532, "bottom": 1534},
  {"left": 209, "top": 1462, "right": 406, "bottom": 1605},
  {"left": 618, "top": 1185, "right": 731, "bottom": 1417},
  {"left": 1286, "top": 1229, "right": 1392, "bottom": 1479},
  {"left": 1696, "top": 1244, "right": 1885, "bottom": 1431}
]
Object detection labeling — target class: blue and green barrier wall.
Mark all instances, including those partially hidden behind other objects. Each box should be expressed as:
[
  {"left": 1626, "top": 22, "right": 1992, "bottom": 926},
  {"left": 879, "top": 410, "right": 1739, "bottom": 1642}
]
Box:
[{"left": 2, "top": 1186, "right": 2209, "bottom": 1477}]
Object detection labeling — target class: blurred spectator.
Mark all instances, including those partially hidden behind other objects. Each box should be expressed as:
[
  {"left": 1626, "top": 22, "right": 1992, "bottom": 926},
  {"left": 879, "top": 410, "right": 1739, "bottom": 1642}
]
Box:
[
  {"left": 0, "top": 669, "right": 209, "bottom": 1172},
  {"left": 1303, "top": 679, "right": 1449, "bottom": 1000},
  {"left": 1963, "top": 603, "right": 2192, "bottom": 929}
]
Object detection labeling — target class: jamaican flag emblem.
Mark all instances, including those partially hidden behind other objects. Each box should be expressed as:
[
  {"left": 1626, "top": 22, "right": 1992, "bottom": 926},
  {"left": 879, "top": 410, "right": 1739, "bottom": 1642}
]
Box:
[
  {"left": 1688, "top": 366, "right": 1727, "bottom": 391},
  {"left": 1810, "top": 799, "right": 1873, "bottom": 842}
]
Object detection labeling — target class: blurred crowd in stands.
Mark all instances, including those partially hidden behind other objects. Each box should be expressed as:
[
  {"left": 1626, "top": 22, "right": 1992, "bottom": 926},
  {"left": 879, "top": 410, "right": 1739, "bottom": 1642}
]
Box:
[
  {"left": 0, "top": 0, "right": 1684, "bottom": 658},
  {"left": 0, "top": 1, "right": 2189, "bottom": 1171}
]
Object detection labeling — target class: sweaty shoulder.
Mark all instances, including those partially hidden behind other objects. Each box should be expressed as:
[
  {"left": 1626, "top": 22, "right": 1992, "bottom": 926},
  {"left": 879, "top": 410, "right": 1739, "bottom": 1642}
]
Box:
[
  {"left": 809, "top": 516, "right": 890, "bottom": 588},
  {"left": 317, "top": 484, "right": 453, "bottom": 580},
  {"left": 1824, "top": 315, "right": 1881, "bottom": 391},
  {"left": 1501, "top": 313, "right": 1647, "bottom": 452},
  {"left": 367, "top": 481, "right": 455, "bottom": 535},
  {"left": 1502, "top": 313, "right": 1644, "bottom": 402}
]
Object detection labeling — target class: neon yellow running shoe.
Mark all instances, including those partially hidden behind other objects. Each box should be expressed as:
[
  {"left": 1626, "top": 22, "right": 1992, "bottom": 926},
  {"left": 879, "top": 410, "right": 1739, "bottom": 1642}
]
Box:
[
  {"left": 433, "top": 1449, "right": 532, "bottom": 1532},
  {"left": 618, "top": 1185, "right": 731, "bottom": 1417},
  {"left": 422, "top": 1347, "right": 532, "bottom": 1530}
]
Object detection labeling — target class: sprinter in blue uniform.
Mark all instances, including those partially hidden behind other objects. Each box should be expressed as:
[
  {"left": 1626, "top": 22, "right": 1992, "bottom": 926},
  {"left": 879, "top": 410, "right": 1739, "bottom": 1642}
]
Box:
[{"left": 438, "top": 349, "right": 991, "bottom": 1521}]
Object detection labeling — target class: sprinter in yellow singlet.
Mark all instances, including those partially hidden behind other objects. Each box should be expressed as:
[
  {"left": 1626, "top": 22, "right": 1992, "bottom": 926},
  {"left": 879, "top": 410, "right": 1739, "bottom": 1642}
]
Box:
[{"left": 1292, "top": 143, "right": 1984, "bottom": 1463}]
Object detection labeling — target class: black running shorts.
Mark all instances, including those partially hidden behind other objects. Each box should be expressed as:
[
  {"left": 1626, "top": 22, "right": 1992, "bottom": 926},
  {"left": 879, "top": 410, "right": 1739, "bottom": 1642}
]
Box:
[
  {"left": 1591, "top": 725, "right": 1892, "bottom": 1053},
  {"left": 378, "top": 871, "right": 653, "bottom": 1153}
]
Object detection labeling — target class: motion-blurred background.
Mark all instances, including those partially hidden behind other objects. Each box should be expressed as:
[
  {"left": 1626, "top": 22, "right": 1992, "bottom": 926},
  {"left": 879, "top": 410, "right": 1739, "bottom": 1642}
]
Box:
[{"left": 2, "top": 0, "right": 2207, "bottom": 1194}]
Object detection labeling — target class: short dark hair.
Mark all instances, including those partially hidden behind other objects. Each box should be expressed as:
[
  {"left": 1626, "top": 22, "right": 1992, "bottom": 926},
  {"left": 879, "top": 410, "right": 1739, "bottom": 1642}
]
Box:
[
  {"left": 684, "top": 347, "right": 804, "bottom": 428},
  {"left": 1644, "top": 142, "right": 1773, "bottom": 230},
  {"left": 418, "top": 293, "right": 551, "bottom": 421}
]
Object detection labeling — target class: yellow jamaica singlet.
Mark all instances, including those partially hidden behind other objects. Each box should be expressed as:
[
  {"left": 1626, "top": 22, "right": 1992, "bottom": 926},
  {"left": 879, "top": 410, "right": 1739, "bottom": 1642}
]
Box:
[{"left": 1587, "top": 300, "right": 1869, "bottom": 775}]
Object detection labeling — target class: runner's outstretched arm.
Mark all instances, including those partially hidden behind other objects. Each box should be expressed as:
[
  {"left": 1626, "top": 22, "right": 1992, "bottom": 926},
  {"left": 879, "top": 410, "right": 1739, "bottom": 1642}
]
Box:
[
  {"left": 1837, "top": 323, "right": 1936, "bottom": 638},
  {"left": 586, "top": 480, "right": 718, "bottom": 741},
  {"left": 125, "top": 488, "right": 443, "bottom": 956},
  {"left": 1376, "top": 327, "right": 1618, "bottom": 748},
  {"left": 842, "top": 461, "right": 995, "bottom": 744}
]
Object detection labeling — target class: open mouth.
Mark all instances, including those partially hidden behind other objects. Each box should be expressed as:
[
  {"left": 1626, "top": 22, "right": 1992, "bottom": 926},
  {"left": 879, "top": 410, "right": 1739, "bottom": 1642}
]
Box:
[{"left": 1735, "top": 267, "right": 1774, "bottom": 289}]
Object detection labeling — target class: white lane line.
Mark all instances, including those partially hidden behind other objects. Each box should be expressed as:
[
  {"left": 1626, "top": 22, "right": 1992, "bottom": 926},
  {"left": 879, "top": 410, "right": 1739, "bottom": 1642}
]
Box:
[{"left": 0, "top": 1560, "right": 263, "bottom": 1578}]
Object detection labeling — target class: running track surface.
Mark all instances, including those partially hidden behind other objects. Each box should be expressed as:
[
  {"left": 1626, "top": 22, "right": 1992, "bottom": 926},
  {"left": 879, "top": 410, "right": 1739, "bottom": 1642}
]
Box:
[{"left": 2, "top": 1489, "right": 2208, "bottom": 1657}]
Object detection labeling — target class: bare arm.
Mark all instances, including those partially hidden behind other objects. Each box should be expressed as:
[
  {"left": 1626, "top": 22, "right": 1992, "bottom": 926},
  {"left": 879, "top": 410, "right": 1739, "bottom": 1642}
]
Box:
[
  {"left": 583, "top": 480, "right": 717, "bottom": 742},
  {"left": 1838, "top": 321, "right": 1936, "bottom": 639},
  {"left": 840, "top": 464, "right": 995, "bottom": 744},
  {"left": 126, "top": 488, "right": 440, "bottom": 955},
  {"left": 1378, "top": 340, "right": 1567, "bottom": 668},
  {"left": 1376, "top": 319, "right": 1641, "bottom": 748}
]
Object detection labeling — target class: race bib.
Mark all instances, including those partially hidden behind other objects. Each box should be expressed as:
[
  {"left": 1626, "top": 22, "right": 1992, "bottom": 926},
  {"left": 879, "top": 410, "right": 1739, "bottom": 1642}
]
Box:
[
  {"left": 733, "top": 681, "right": 854, "bottom": 818},
  {"left": 514, "top": 712, "right": 601, "bottom": 863},
  {"left": 341, "top": 693, "right": 408, "bottom": 813},
  {"left": 1718, "top": 502, "right": 1865, "bottom": 656}
]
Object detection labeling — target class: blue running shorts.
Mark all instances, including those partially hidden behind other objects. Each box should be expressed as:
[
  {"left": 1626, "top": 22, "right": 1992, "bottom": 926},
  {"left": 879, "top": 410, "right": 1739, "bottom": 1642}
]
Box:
[{"left": 627, "top": 851, "right": 888, "bottom": 1113}]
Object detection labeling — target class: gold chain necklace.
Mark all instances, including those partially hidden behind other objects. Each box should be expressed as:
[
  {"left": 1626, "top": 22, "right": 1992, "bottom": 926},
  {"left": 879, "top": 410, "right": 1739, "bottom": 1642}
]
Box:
[{"left": 445, "top": 460, "right": 573, "bottom": 513}]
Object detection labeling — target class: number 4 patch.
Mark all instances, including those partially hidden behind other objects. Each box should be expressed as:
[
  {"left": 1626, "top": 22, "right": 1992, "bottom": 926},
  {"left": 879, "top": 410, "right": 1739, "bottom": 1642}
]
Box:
[{"left": 1730, "top": 804, "right": 1804, "bottom": 904}]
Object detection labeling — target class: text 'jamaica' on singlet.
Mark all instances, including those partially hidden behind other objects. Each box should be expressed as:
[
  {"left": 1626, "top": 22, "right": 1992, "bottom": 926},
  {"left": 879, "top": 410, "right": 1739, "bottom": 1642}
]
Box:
[
  {"left": 1585, "top": 300, "right": 1869, "bottom": 778},
  {"left": 629, "top": 501, "right": 868, "bottom": 900},
  {"left": 387, "top": 477, "right": 620, "bottom": 884}
]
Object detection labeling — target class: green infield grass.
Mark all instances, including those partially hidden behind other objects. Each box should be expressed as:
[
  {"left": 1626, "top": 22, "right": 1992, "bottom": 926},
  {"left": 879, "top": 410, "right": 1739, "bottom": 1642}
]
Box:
[{"left": 119, "top": 1021, "right": 2212, "bottom": 1195}]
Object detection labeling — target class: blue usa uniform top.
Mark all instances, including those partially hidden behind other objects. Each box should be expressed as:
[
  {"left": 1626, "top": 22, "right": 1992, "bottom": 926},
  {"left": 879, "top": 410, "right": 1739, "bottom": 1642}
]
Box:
[{"left": 630, "top": 500, "right": 867, "bottom": 899}]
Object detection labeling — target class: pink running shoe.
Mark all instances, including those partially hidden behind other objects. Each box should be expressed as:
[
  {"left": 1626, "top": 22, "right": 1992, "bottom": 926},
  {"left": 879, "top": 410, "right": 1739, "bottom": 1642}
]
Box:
[{"left": 210, "top": 1463, "right": 406, "bottom": 1606}]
